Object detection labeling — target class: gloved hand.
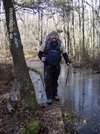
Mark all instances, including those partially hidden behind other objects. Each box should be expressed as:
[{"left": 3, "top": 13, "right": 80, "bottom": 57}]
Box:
[
  {"left": 67, "top": 62, "right": 71, "bottom": 70},
  {"left": 41, "top": 56, "right": 46, "bottom": 62}
]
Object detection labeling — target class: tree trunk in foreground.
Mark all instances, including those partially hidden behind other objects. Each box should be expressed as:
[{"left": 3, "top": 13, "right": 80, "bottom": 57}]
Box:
[{"left": 3, "top": 0, "right": 39, "bottom": 110}]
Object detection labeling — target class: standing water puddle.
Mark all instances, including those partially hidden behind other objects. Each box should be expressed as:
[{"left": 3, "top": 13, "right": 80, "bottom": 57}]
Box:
[
  {"left": 59, "top": 64, "right": 100, "bottom": 134},
  {"left": 27, "top": 61, "right": 100, "bottom": 134}
]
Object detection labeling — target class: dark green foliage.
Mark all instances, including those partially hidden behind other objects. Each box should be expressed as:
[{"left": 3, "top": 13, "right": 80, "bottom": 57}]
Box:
[{"left": 22, "top": 118, "right": 40, "bottom": 134}]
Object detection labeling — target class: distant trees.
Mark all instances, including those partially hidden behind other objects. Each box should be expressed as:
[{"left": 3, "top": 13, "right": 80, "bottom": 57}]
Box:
[{"left": 0, "top": 0, "right": 100, "bottom": 70}]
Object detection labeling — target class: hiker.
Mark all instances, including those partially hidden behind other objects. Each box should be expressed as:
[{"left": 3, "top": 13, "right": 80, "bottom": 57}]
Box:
[{"left": 38, "top": 30, "right": 71, "bottom": 104}]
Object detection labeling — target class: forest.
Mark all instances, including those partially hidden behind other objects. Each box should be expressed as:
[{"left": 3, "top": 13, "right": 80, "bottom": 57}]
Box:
[
  {"left": 0, "top": 0, "right": 100, "bottom": 70},
  {"left": 0, "top": 0, "right": 100, "bottom": 134}
]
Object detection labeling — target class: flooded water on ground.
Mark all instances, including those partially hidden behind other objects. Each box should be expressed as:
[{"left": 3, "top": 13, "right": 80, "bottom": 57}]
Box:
[
  {"left": 59, "top": 64, "right": 100, "bottom": 134},
  {"left": 59, "top": 64, "right": 100, "bottom": 112},
  {"left": 27, "top": 61, "right": 100, "bottom": 134}
]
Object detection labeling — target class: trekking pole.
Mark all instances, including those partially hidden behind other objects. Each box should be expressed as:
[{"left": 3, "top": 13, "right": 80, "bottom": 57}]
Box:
[{"left": 65, "top": 68, "right": 70, "bottom": 87}]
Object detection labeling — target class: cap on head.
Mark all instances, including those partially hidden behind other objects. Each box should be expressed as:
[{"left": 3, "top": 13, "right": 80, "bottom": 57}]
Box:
[{"left": 50, "top": 30, "right": 58, "bottom": 35}]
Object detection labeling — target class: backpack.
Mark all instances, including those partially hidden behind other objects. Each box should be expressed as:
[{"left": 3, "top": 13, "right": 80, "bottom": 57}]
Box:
[{"left": 44, "top": 34, "right": 62, "bottom": 66}]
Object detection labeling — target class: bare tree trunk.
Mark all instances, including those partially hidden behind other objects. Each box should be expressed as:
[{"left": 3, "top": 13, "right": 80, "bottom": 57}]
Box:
[
  {"left": 82, "top": 0, "right": 85, "bottom": 60},
  {"left": 71, "top": 0, "right": 75, "bottom": 57},
  {"left": 67, "top": 12, "right": 70, "bottom": 54},
  {"left": 78, "top": 0, "right": 82, "bottom": 65},
  {"left": 0, "top": 1, "right": 2, "bottom": 47},
  {"left": 62, "top": 9, "right": 67, "bottom": 48},
  {"left": 3, "top": 0, "right": 39, "bottom": 110},
  {"left": 38, "top": 10, "right": 41, "bottom": 46},
  {"left": 98, "top": 0, "right": 100, "bottom": 45},
  {"left": 53, "top": 15, "right": 57, "bottom": 30},
  {"left": 45, "top": 15, "right": 49, "bottom": 36},
  {"left": 40, "top": 11, "right": 43, "bottom": 43},
  {"left": 99, "top": 0, "right": 100, "bottom": 45},
  {"left": 91, "top": 0, "right": 95, "bottom": 70}
]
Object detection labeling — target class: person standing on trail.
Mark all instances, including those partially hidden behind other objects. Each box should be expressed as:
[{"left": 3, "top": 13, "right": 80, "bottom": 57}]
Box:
[{"left": 38, "top": 30, "right": 71, "bottom": 104}]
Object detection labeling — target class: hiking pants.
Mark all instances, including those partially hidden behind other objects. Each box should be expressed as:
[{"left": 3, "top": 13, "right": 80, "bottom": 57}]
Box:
[{"left": 44, "top": 65, "right": 60, "bottom": 99}]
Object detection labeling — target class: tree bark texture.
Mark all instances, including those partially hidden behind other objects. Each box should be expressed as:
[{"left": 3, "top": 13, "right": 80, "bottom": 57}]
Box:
[{"left": 3, "top": 0, "right": 39, "bottom": 110}]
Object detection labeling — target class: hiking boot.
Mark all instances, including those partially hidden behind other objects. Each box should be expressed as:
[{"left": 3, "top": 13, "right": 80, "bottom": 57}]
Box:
[
  {"left": 47, "top": 99, "right": 52, "bottom": 104},
  {"left": 54, "top": 95, "right": 60, "bottom": 101}
]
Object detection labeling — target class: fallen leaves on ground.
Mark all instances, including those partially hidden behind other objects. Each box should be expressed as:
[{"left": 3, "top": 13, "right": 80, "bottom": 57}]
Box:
[{"left": 0, "top": 63, "right": 64, "bottom": 134}]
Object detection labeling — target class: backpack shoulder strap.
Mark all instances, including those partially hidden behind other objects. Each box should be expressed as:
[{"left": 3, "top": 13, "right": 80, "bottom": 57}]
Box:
[
  {"left": 57, "top": 39, "right": 61, "bottom": 47},
  {"left": 44, "top": 39, "right": 50, "bottom": 53}
]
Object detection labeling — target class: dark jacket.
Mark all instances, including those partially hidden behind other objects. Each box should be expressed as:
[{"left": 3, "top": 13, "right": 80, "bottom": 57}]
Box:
[{"left": 38, "top": 40, "right": 71, "bottom": 66}]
